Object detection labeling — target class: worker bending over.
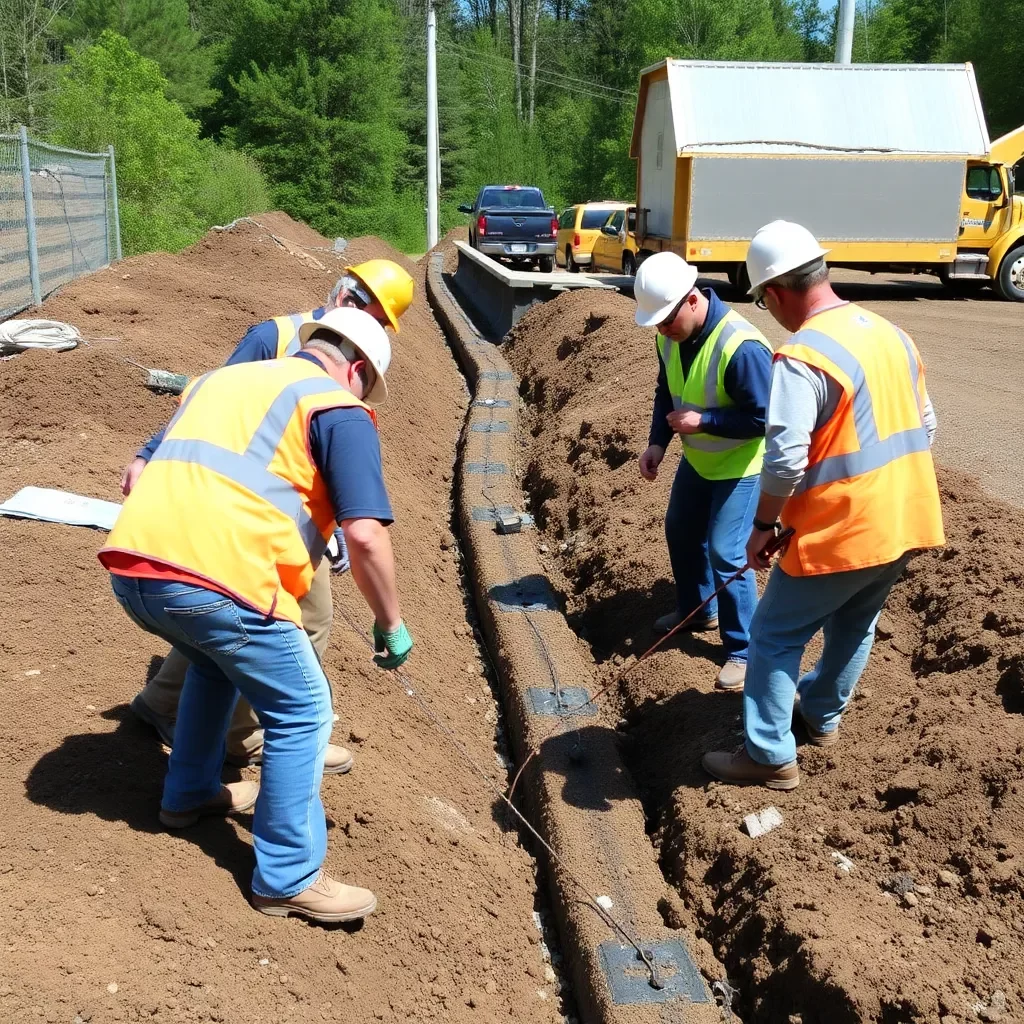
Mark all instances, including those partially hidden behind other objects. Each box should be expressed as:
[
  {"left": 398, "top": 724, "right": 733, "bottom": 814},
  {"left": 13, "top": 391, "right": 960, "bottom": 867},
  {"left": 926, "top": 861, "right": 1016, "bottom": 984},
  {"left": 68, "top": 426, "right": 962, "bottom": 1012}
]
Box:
[
  {"left": 635, "top": 252, "right": 772, "bottom": 691},
  {"left": 101, "top": 308, "right": 412, "bottom": 920},
  {"left": 703, "top": 221, "right": 944, "bottom": 790},
  {"left": 122, "top": 260, "right": 414, "bottom": 774}
]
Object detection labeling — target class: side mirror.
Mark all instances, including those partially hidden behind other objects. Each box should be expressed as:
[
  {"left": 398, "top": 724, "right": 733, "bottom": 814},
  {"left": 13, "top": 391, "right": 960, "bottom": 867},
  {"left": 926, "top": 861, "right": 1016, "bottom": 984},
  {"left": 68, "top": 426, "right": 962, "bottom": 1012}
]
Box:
[
  {"left": 602, "top": 225, "right": 616, "bottom": 235},
  {"left": 457, "top": 204, "right": 472, "bottom": 214}
]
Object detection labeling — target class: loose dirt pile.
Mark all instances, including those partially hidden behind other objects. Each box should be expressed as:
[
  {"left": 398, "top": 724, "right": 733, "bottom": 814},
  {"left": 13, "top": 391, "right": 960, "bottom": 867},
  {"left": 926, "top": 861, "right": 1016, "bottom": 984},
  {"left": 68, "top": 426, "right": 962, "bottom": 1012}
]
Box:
[
  {"left": 0, "top": 215, "right": 563, "bottom": 1023},
  {"left": 506, "top": 287, "right": 1024, "bottom": 1023}
]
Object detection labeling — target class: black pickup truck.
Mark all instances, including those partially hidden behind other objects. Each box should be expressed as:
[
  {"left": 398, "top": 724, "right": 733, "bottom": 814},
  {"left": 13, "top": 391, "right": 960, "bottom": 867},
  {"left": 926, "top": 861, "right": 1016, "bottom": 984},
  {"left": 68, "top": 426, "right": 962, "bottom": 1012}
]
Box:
[{"left": 458, "top": 185, "right": 558, "bottom": 272}]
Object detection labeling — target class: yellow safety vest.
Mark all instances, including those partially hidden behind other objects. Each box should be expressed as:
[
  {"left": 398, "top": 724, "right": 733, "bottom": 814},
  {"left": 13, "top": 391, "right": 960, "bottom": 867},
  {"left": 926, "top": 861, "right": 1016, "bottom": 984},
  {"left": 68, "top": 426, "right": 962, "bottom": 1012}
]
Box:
[
  {"left": 101, "top": 358, "right": 376, "bottom": 625},
  {"left": 272, "top": 311, "right": 320, "bottom": 358},
  {"left": 777, "top": 304, "right": 944, "bottom": 576},
  {"left": 657, "top": 308, "right": 772, "bottom": 481}
]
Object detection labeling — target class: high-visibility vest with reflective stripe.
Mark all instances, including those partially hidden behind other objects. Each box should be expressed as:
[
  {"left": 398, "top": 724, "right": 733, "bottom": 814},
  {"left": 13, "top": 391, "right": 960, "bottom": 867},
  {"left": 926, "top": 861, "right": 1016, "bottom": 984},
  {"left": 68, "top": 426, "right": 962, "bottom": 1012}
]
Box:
[
  {"left": 777, "top": 303, "right": 944, "bottom": 577},
  {"left": 101, "top": 358, "right": 377, "bottom": 625},
  {"left": 657, "top": 308, "right": 772, "bottom": 481},
  {"left": 273, "top": 311, "right": 319, "bottom": 358}
]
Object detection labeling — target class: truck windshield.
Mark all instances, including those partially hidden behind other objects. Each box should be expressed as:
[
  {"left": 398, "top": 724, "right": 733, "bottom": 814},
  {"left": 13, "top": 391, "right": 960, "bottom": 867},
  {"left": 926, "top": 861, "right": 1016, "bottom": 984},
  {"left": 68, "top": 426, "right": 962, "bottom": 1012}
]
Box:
[{"left": 480, "top": 188, "right": 545, "bottom": 209}]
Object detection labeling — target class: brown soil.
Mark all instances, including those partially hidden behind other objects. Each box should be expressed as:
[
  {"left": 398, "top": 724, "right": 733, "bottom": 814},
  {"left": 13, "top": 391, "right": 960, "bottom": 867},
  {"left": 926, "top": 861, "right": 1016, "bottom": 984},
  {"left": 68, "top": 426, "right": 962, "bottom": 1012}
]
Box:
[
  {"left": 506, "top": 287, "right": 1024, "bottom": 1023},
  {"left": 0, "top": 214, "right": 564, "bottom": 1023}
]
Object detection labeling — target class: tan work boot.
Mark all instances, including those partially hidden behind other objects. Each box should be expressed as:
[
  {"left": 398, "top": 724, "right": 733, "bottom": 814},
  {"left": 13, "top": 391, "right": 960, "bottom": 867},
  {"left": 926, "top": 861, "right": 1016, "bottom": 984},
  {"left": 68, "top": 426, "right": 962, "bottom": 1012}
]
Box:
[
  {"left": 225, "top": 743, "right": 355, "bottom": 775},
  {"left": 253, "top": 870, "right": 377, "bottom": 923},
  {"left": 653, "top": 609, "right": 719, "bottom": 635},
  {"left": 798, "top": 709, "right": 840, "bottom": 748},
  {"left": 159, "top": 781, "right": 259, "bottom": 829},
  {"left": 716, "top": 660, "right": 746, "bottom": 692},
  {"left": 702, "top": 746, "right": 799, "bottom": 790}
]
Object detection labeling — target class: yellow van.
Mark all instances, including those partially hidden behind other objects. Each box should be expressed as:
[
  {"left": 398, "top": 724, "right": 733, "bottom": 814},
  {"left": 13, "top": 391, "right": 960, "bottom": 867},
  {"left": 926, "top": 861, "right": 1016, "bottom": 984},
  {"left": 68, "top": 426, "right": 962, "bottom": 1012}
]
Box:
[{"left": 555, "top": 202, "right": 628, "bottom": 272}]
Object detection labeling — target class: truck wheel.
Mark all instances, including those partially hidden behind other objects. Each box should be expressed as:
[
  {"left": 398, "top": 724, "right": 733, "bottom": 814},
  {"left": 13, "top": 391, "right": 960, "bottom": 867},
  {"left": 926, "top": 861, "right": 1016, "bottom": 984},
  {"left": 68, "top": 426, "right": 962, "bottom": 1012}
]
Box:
[
  {"left": 728, "top": 262, "right": 751, "bottom": 295},
  {"left": 566, "top": 247, "right": 578, "bottom": 273},
  {"left": 539, "top": 255, "right": 555, "bottom": 273},
  {"left": 997, "top": 244, "right": 1024, "bottom": 301},
  {"left": 622, "top": 252, "right": 636, "bottom": 276}
]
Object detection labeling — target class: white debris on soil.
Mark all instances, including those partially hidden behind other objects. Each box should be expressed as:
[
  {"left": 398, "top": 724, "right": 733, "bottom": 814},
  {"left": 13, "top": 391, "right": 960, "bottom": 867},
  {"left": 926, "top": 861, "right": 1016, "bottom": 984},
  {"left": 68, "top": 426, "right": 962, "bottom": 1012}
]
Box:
[
  {"left": 595, "top": 895, "right": 614, "bottom": 910},
  {"left": 743, "top": 806, "right": 784, "bottom": 839},
  {"left": 831, "top": 851, "right": 855, "bottom": 873}
]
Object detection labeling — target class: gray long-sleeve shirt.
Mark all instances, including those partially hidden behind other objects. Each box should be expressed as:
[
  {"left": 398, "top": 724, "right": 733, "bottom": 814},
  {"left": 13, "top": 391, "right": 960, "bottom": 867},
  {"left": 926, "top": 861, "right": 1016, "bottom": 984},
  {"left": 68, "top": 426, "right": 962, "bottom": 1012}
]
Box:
[{"left": 761, "top": 357, "right": 937, "bottom": 499}]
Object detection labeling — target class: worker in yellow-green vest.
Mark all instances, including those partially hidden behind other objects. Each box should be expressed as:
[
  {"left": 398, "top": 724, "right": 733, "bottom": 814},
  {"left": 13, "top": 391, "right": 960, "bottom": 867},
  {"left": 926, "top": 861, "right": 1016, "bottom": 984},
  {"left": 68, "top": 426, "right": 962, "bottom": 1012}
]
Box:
[{"left": 635, "top": 252, "right": 773, "bottom": 691}]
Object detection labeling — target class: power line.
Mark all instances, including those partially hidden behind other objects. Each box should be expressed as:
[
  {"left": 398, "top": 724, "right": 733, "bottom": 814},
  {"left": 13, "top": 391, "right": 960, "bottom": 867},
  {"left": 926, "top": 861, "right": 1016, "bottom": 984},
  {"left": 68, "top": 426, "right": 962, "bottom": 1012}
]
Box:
[
  {"left": 441, "top": 40, "right": 636, "bottom": 98},
  {"left": 441, "top": 44, "right": 635, "bottom": 104},
  {"left": 443, "top": 39, "right": 636, "bottom": 96}
]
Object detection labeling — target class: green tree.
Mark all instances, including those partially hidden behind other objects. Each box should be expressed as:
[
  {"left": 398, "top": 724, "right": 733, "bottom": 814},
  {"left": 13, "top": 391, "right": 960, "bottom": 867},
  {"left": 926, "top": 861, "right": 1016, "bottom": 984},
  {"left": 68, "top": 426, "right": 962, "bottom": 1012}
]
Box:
[
  {"left": 55, "top": 0, "right": 217, "bottom": 112},
  {"left": 214, "top": 0, "right": 412, "bottom": 242},
  {"left": 50, "top": 31, "right": 268, "bottom": 253}
]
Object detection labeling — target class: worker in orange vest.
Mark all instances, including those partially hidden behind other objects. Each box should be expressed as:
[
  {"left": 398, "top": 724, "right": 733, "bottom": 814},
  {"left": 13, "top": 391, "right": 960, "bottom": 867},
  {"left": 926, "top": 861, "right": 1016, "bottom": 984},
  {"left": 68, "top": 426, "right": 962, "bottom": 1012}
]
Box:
[
  {"left": 101, "top": 308, "right": 412, "bottom": 920},
  {"left": 121, "top": 260, "right": 414, "bottom": 775},
  {"left": 703, "top": 221, "right": 944, "bottom": 790}
]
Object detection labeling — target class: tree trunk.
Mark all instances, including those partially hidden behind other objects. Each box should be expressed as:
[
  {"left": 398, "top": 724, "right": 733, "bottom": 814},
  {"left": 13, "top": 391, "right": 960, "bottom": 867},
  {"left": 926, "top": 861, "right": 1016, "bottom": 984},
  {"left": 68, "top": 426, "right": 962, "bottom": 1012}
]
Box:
[
  {"left": 528, "top": 0, "right": 541, "bottom": 124},
  {"left": 489, "top": 0, "right": 497, "bottom": 37},
  {"left": 508, "top": 0, "right": 521, "bottom": 117}
]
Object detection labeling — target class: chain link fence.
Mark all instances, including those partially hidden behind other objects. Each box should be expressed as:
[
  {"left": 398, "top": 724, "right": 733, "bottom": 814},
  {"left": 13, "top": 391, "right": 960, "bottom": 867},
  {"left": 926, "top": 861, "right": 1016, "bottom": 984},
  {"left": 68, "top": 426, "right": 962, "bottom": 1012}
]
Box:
[{"left": 0, "top": 127, "right": 121, "bottom": 321}]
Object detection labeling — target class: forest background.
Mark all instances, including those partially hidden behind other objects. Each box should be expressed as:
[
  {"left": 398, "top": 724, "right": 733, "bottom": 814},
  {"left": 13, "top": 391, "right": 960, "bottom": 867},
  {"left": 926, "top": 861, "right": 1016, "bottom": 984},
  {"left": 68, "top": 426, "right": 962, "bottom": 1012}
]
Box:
[{"left": 2, "top": 0, "right": 1019, "bottom": 255}]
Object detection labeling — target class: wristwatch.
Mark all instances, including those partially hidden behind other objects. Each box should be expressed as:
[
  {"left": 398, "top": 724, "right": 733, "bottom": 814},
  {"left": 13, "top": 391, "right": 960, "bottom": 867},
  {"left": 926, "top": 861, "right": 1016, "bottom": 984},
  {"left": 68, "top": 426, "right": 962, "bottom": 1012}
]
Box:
[{"left": 752, "top": 516, "right": 780, "bottom": 533}]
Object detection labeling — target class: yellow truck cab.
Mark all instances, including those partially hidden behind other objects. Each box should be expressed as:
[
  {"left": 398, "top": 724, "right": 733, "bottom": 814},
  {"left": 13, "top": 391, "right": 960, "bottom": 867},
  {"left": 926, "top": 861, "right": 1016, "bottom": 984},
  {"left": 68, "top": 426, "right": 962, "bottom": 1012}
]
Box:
[{"left": 629, "top": 60, "right": 1024, "bottom": 300}]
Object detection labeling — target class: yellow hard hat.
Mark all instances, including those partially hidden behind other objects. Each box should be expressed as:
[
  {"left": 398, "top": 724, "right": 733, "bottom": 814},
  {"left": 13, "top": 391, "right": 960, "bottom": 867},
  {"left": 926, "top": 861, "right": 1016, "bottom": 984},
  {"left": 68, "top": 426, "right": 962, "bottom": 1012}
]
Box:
[{"left": 347, "top": 259, "right": 414, "bottom": 332}]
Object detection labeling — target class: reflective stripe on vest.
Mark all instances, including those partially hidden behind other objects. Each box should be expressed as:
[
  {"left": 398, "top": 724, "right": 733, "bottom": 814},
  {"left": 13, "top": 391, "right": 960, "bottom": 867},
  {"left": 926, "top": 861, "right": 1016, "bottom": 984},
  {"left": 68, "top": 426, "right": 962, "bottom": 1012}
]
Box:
[
  {"left": 776, "top": 303, "right": 944, "bottom": 576},
  {"left": 788, "top": 329, "right": 931, "bottom": 495},
  {"left": 147, "top": 371, "right": 350, "bottom": 564},
  {"left": 274, "top": 312, "right": 314, "bottom": 358},
  {"left": 656, "top": 309, "right": 771, "bottom": 477}
]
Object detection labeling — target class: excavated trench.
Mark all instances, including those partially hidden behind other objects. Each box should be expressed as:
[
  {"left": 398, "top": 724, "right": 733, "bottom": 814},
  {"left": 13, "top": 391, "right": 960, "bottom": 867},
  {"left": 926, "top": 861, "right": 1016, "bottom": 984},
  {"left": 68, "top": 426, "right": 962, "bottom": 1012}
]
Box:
[{"left": 500, "top": 287, "right": 1024, "bottom": 1023}]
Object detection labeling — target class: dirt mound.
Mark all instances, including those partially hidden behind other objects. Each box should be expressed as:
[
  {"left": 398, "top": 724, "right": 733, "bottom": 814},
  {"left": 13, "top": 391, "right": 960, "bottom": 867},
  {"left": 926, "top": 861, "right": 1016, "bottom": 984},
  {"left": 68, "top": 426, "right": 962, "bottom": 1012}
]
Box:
[
  {"left": 247, "top": 210, "right": 334, "bottom": 249},
  {"left": 506, "top": 289, "right": 1024, "bottom": 1022},
  {"left": 0, "top": 222, "right": 562, "bottom": 1022}
]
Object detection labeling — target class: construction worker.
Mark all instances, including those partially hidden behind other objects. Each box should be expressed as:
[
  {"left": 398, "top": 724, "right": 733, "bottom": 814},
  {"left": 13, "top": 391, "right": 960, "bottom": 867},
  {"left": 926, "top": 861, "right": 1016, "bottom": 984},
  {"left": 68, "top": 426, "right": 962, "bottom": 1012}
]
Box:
[
  {"left": 121, "top": 260, "right": 414, "bottom": 774},
  {"left": 703, "top": 221, "right": 944, "bottom": 790},
  {"left": 101, "top": 308, "right": 412, "bottom": 920},
  {"left": 635, "top": 252, "right": 773, "bottom": 691}
]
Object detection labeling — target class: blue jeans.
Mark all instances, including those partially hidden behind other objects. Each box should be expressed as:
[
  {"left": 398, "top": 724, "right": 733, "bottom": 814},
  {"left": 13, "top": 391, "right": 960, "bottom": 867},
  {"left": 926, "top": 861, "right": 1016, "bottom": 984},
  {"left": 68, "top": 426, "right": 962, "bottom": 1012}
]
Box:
[
  {"left": 110, "top": 575, "right": 332, "bottom": 898},
  {"left": 743, "top": 555, "right": 911, "bottom": 766},
  {"left": 665, "top": 457, "right": 760, "bottom": 661}
]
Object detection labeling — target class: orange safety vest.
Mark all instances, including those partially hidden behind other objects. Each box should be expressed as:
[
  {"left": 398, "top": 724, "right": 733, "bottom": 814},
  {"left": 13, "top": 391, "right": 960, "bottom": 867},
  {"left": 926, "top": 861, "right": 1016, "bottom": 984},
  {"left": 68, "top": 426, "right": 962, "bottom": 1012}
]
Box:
[
  {"left": 101, "top": 357, "right": 377, "bottom": 625},
  {"left": 272, "top": 311, "right": 320, "bottom": 358},
  {"left": 777, "top": 303, "right": 944, "bottom": 576}
]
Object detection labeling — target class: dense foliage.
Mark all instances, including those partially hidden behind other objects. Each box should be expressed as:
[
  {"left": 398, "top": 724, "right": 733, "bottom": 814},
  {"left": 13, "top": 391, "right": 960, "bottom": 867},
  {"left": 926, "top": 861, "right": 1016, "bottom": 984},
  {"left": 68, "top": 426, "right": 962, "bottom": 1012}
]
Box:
[{"left": 1, "top": 0, "right": 1020, "bottom": 254}]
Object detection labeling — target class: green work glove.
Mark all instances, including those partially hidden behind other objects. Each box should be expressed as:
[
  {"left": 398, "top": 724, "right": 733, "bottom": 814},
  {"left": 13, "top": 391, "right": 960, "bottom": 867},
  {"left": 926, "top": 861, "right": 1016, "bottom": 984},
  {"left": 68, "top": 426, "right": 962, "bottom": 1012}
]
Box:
[{"left": 373, "top": 620, "right": 413, "bottom": 670}]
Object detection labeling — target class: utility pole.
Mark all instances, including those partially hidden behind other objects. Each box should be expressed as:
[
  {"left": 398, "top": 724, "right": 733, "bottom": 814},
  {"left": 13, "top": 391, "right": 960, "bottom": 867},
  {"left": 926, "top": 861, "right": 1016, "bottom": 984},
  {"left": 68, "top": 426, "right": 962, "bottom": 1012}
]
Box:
[
  {"left": 835, "top": 0, "right": 855, "bottom": 63},
  {"left": 426, "top": 0, "right": 439, "bottom": 250}
]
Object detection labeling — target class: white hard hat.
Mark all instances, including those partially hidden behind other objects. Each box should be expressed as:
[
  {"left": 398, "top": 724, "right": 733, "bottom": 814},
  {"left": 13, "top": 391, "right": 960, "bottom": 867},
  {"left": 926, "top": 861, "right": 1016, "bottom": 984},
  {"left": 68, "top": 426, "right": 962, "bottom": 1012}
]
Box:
[
  {"left": 633, "top": 252, "right": 699, "bottom": 328},
  {"left": 746, "top": 220, "right": 830, "bottom": 294},
  {"left": 299, "top": 307, "right": 392, "bottom": 406}
]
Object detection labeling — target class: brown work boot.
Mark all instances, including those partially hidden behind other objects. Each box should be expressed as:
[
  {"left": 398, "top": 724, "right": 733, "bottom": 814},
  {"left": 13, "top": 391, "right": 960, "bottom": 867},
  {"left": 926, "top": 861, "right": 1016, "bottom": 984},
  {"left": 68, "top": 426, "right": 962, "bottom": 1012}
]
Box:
[
  {"left": 226, "top": 743, "right": 355, "bottom": 775},
  {"left": 159, "top": 781, "right": 259, "bottom": 829},
  {"left": 702, "top": 746, "right": 799, "bottom": 790},
  {"left": 653, "top": 609, "right": 719, "bottom": 635},
  {"left": 716, "top": 660, "right": 746, "bottom": 692},
  {"left": 253, "top": 870, "right": 377, "bottom": 923},
  {"left": 798, "top": 709, "right": 840, "bottom": 748}
]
